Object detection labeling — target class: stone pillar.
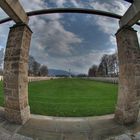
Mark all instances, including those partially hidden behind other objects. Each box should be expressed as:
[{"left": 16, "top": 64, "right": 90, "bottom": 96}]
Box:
[
  {"left": 4, "top": 24, "right": 32, "bottom": 124},
  {"left": 115, "top": 27, "right": 140, "bottom": 125}
]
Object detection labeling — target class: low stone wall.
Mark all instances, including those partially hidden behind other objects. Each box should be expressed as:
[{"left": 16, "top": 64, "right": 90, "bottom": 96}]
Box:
[
  {"left": 83, "top": 77, "right": 118, "bottom": 84},
  {"left": 0, "top": 76, "right": 3, "bottom": 81},
  {"left": 28, "top": 77, "right": 58, "bottom": 82},
  {"left": 0, "top": 75, "right": 118, "bottom": 84},
  {"left": 0, "top": 76, "right": 58, "bottom": 82}
]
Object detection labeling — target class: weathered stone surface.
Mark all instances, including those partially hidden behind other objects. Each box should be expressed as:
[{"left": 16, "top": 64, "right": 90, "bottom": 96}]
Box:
[
  {"left": 115, "top": 27, "right": 140, "bottom": 125},
  {"left": 12, "top": 134, "right": 33, "bottom": 140},
  {"left": 3, "top": 24, "right": 32, "bottom": 124},
  {"left": 106, "top": 132, "right": 140, "bottom": 140},
  {"left": 116, "top": 134, "right": 131, "bottom": 140},
  {"left": 133, "top": 132, "right": 140, "bottom": 140},
  {"left": 0, "top": 0, "right": 29, "bottom": 24},
  {"left": 119, "top": 0, "right": 140, "bottom": 28},
  {"left": 5, "top": 106, "right": 30, "bottom": 125}
]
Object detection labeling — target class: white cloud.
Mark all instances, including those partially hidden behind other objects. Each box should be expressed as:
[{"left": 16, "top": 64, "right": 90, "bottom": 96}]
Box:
[
  {"left": 49, "top": 0, "right": 81, "bottom": 7},
  {"left": 90, "top": 1, "right": 129, "bottom": 15},
  {"left": 0, "top": 22, "right": 12, "bottom": 49},
  {"left": 54, "top": 0, "right": 66, "bottom": 7},
  {"left": 88, "top": 0, "right": 130, "bottom": 47},
  {"left": 19, "top": 0, "right": 82, "bottom": 62},
  {"left": 45, "top": 49, "right": 116, "bottom": 74},
  {"left": 20, "top": 0, "right": 47, "bottom": 11},
  {"left": 91, "top": 0, "right": 130, "bottom": 34},
  {"left": 133, "top": 25, "right": 140, "bottom": 45},
  {"left": 110, "top": 35, "right": 117, "bottom": 46},
  {"left": 29, "top": 15, "right": 82, "bottom": 57},
  {"left": 70, "top": 0, "right": 80, "bottom": 7},
  {"left": 0, "top": 8, "right": 8, "bottom": 19},
  {"left": 0, "top": 6, "right": 15, "bottom": 49},
  {"left": 87, "top": 15, "right": 119, "bottom": 48}
]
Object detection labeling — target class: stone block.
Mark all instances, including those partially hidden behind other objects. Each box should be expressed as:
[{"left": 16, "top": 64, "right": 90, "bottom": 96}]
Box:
[{"left": 5, "top": 106, "right": 30, "bottom": 124}]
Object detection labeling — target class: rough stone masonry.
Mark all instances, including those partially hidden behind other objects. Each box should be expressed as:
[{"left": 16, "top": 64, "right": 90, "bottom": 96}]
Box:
[
  {"left": 115, "top": 27, "right": 140, "bottom": 125},
  {"left": 4, "top": 24, "right": 32, "bottom": 124}
]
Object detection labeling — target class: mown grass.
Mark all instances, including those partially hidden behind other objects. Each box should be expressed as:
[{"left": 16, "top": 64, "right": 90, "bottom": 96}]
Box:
[{"left": 0, "top": 78, "right": 118, "bottom": 117}]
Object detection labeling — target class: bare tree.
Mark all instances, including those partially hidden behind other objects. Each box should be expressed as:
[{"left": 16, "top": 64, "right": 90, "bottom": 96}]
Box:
[
  {"left": 28, "top": 55, "right": 35, "bottom": 75},
  {"left": 109, "top": 52, "right": 119, "bottom": 76},
  {"left": 97, "top": 53, "right": 119, "bottom": 77},
  {"left": 39, "top": 65, "right": 48, "bottom": 76},
  {"left": 28, "top": 55, "right": 41, "bottom": 76},
  {"left": 97, "top": 54, "right": 109, "bottom": 76},
  {"left": 88, "top": 65, "right": 98, "bottom": 77},
  {"left": 32, "top": 61, "right": 41, "bottom": 76}
]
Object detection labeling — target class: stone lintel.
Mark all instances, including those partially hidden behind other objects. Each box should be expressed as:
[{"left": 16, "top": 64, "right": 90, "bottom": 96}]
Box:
[
  {"left": 0, "top": 0, "right": 28, "bottom": 24},
  {"left": 119, "top": 0, "right": 140, "bottom": 28}
]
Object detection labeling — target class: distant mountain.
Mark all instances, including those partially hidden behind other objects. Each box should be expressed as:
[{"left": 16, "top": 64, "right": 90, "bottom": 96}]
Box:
[{"left": 48, "top": 69, "right": 71, "bottom": 76}]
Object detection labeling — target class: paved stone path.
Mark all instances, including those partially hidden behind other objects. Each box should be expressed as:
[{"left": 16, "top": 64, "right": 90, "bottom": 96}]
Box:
[
  {"left": 106, "top": 132, "right": 140, "bottom": 140},
  {"left": 0, "top": 108, "right": 140, "bottom": 140}
]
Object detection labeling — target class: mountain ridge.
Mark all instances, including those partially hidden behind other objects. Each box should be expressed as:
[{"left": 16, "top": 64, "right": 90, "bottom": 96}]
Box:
[{"left": 48, "top": 69, "right": 71, "bottom": 76}]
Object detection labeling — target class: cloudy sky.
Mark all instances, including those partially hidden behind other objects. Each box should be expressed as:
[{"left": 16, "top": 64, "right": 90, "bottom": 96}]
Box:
[{"left": 0, "top": 0, "right": 139, "bottom": 74}]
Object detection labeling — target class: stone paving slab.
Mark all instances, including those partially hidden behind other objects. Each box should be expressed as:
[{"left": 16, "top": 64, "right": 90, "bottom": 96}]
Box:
[
  {"left": 63, "top": 133, "right": 89, "bottom": 140},
  {"left": 0, "top": 131, "right": 33, "bottom": 140},
  {"left": 0, "top": 111, "right": 140, "bottom": 140},
  {"left": 106, "top": 132, "right": 140, "bottom": 140},
  {"left": 1, "top": 121, "right": 21, "bottom": 134},
  {"left": 18, "top": 114, "right": 129, "bottom": 140}
]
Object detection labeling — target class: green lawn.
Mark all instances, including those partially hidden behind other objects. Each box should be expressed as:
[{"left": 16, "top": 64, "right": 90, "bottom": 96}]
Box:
[{"left": 0, "top": 78, "right": 118, "bottom": 117}]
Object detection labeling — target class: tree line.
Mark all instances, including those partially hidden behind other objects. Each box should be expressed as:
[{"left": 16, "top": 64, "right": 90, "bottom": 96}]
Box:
[
  {"left": 28, "top": 56, "right": 48, "bottom": 76},
  {"left": 0, "top": 48, "right": 118, "bottom": 77},
  {"left": 88, "top": 52, "right": 119, "bottom": 77}
]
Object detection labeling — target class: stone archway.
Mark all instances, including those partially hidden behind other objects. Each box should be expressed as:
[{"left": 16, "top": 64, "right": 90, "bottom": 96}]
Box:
[{"left": 0, "top": 0, "right": 140, "bottom": 125}]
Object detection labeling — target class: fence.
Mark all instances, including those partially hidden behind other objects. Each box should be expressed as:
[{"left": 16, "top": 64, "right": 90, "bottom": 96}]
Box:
[
  {"left": 0, "top": 76, "right": 58, "bottom": 82},
  {"left": 0, "top": 75, "right": 118, "bottom": 84},
  {"left": 28, "top": 77, "right": 58, "bottom": 82},
  {"left": 83, "top": 77, "right": 118, "bottom": 84},
  {"left": 0, "top": 76, "right": 3, "bottom": 81}
]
